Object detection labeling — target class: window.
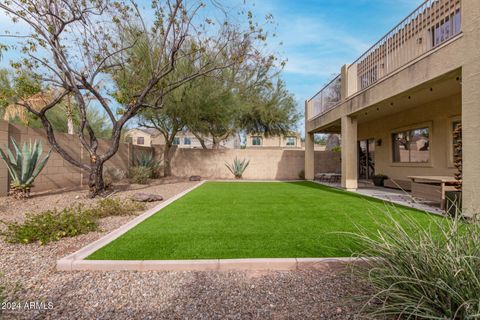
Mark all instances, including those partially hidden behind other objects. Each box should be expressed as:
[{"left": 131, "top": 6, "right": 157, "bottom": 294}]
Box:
[
  {"left": 184, "top": 137, "right": 191, "bottom": 145},
  {"left": 433, "top": 10, "right": 461, "bottom": 47},
  {"left": 137, "top": 137, "right": 144, "bottom": 145},
  {"left": 285, "top": 137, "right": 296, "bottom": 146},
  {"left": 173, "top": 137, "right": 180, "bottom": 145},
  {"left": 252, "top": 136, "right": 262, "bottom": 146},
  {"left": 392, "top": 127, "right": 430, "bottom": 163}
]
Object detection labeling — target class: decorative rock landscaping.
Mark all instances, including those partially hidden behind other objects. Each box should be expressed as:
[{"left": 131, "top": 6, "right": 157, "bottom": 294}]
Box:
[{"left": 130, "top": 193, "right": 164, "bottom": 202}]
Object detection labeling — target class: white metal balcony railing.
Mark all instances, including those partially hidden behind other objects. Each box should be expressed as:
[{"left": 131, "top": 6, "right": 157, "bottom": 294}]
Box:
[
  {"left": 308, "top": 74, "right": 342, "bottom": 120},
  {"left": 308, "top": 0, "right": 461, "bottom": 120}
]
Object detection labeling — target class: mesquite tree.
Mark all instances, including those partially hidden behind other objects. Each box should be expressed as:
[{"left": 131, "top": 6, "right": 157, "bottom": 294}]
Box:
[{"left": 0, "top": 0, "right": 266, "bottom": 196}]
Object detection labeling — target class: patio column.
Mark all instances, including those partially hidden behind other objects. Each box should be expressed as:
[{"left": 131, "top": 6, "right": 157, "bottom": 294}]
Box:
[
  {"left": 341, "top": 115, "right": 358, "bottom": 191},
  {"left": 305, "top": 101, "right": 315, "bottom": 180},
  {"left": 305, "top": 132, "right": 315, "bottom": 180},
  {"left": 460, "top": 0, "right": 480, "bottom": 218}
]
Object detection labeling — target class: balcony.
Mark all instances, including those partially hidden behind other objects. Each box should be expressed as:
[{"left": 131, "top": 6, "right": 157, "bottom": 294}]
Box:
[
  {"left": 307, "top": 74, "right": 341, "bottom": 120},
  {"left": 307, "top": 0, "right": 462, "bottom": 120}
]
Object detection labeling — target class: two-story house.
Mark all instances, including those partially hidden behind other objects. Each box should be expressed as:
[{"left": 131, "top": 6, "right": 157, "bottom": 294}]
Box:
[
  {"left": 125, "top": 128, "right": 240, "bottom": 149},
  {"left": 305, "top": 0, "right": 480, "bottom": 217},
  {"left": 245, "top": 132, "right": 302, "bottom": 149}
]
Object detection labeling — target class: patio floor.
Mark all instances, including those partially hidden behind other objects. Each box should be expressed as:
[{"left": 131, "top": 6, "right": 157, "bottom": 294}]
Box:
[{"left": 314, "top": 180, "right": 444, "bottom": 215}]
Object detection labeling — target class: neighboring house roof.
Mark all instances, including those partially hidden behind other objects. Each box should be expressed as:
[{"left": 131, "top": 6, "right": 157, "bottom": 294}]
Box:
[{"left": 127, "top": 127, "right": 161, "bottom": 137}]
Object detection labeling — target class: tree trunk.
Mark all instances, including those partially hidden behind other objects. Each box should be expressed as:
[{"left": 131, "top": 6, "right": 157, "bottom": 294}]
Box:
[
  {"left": 211, "top": 136, "right": 220, "bottom": 149},
  {"left": 163, "top": 143, "right": 173, "bottom": 177},
  {"left": 191, "top": 131, "right": 208, "bottom": 149},
  {"left": 88, "top": 161, "right": 106, "bottom": 197},
  {"left": 67, "top": 117, "right": 74, "bottom": 135}
]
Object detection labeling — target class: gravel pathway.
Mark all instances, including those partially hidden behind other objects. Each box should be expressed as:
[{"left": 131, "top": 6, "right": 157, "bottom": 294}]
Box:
[{"left": 0, "top": 179, "right": 370, "bottom": 319}]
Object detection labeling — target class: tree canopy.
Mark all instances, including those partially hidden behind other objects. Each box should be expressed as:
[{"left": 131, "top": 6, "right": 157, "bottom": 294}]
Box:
[{"left": 0, "top": 0, "right": 273, "bottom": 196}]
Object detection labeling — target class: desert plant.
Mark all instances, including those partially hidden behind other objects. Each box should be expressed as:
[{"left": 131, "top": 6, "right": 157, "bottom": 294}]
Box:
[
  {"left": 135, "top": 152, "right": 162, "bottom": 178},
  {"left": 128, "top": 166, "right": 151, "bottom": 184},
  {"left": 0, "top": 137, "right": 52, "bottom": 199},
  {"left": 353, "top": 210, "right": 480, "bottom": 319},
  {"left": 94, "top": 198, "right": 145, "bottom": 218},
  {"left": 225, "top": 157, "right": 250, "bottom": 179},
  {"left": 1, "top": 205, "right": 98, "bottom": 245},
  {"left": 103, "top": 166, "right": 126, "bottom": 187}
]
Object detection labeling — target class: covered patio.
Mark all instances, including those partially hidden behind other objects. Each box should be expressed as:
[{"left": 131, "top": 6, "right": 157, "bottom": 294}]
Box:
[{"left": 313, "top": 180, "right": 444, "bottom": 215}]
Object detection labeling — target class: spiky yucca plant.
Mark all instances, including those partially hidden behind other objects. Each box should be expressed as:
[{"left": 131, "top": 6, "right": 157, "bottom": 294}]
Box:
[
  {"left": 225, "top": 157, "right": 250, "bottom": 179},
  {"left": 0, "top": 137, "right": 52, "bottom": 199}
]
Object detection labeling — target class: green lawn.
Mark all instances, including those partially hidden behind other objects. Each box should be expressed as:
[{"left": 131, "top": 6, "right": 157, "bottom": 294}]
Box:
[{"left": 87, "top": 182, "right": 437, "bottom": 260}]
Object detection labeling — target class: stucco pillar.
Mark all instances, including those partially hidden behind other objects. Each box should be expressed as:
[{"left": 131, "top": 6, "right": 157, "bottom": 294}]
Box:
[
  {"left": 305, "top": 132, "right": 315, "bottom": 180},
  {"left": 460, "top": 0, "right": 480, "bottom": 217},
  {"left": 304, "top": 100, "right": 315, "bottom": 180},
  {"left": 340, "top": 64, "right": 348, "bottom": 101},
  {"left": 0, "top": 120, "right": 9, "bottom": 196},
  {"left": 341, "top": 116, "right": 357, "bottom": 191}
]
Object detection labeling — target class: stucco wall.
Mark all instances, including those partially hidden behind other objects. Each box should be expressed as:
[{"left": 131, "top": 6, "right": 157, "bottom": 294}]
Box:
[
  {"left": 0, "top": 121, "right": 135, "bottom": 193},
  {"left": 0, "top": 121, "right": 9, "bottom": 196},
  {"left": 357, "top": 94, "right": 461, "bottom": 181},
  {"left": 0, "top": 120, "right": 340, "bottom": 194},
  {"left": 168, "top": 148, "right": 340, "bottom": 180}
]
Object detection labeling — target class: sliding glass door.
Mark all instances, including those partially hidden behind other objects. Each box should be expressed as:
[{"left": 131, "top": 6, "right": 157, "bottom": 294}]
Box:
[{"left": 358, "top": 139, "right": 375, "bottom": 180}]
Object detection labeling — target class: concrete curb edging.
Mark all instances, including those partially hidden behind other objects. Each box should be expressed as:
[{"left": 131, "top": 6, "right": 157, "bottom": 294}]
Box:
[
  {"left": 58, "top": 257, "right": 364, "bottom": 272},
  {"left": 57, "top": 180, "right": 206, "bottom": 269}
]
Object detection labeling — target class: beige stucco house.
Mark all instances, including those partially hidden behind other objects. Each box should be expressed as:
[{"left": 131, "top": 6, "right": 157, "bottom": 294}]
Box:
[
  {"left": 305, "top": 0, "right": 480, "bottom": 216},
  {"left": 246, "top": 132, "right": 302, "bottom": 148},
  {"left": 125, "top": 128, "right": 157, "bottom": 146},
  {"left": 126, "top": 128, "right": 240, "bottom": 149}
]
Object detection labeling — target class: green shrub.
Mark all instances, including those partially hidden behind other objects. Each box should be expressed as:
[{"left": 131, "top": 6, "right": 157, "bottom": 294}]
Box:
[
  {"left": 94, "top": 198, "right": 145, "bottom": 218},
  {"left": 1, "top": 206, "right": 98, "bottom": 245},
  {"left": 135, "top": 152, "right": 162, "bottom": 178},
  {"left": 129, "top": 166, "right": 151, "bottom": 184},
  {"left": 354, "top": 211, "right": 480, "bottom": 319},
  {"left": 103, "top": 166, "right": 126, "bottom": 186}
]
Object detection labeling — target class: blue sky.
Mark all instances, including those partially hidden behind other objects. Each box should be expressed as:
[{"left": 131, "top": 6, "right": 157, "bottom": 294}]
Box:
[
  {"left": 0, "top": 0, "right": 421, "bottom": 120},
  {"left": 249, "top": 0, "right": 421, "bottom": 104}
]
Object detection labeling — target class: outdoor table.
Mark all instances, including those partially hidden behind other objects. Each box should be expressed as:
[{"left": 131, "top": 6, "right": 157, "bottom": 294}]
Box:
[{"left": 407, "top": 176, "right": 459, "bottom": 210}]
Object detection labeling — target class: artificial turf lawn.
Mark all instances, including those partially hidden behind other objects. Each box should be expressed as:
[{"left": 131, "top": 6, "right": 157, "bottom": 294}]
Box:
[{"left": 87, "top": 181, "right": 437, "bottom": 260}]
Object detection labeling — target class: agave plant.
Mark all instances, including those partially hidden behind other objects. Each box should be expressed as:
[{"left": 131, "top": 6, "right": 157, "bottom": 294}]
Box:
[
  {"left": 135, "top": 152, "right": 162, "bottom": 178},
  {"left": 225, "top": 157, "right": 250, "bottom": 179},
  {"left": 0, "top": 137, "right": 52, "bottom": 199},
  {"left": 136, "top": 152, "right": 155, "bottom": 167}
]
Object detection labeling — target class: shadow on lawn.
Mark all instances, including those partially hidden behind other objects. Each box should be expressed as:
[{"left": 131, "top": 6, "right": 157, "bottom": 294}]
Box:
[{"left": 284, "top": 181, "right": 439, "bottom": 218}]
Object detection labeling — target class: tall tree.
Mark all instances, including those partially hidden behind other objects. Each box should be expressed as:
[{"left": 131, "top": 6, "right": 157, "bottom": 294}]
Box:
[{"left": 0, "top": 0, "right": 267, "bottom": 196}]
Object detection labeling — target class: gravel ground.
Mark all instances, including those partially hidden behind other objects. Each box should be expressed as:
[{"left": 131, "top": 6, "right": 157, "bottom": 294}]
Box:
[{"left": 0, "top": 178, "right": 371, "bottom": 319}]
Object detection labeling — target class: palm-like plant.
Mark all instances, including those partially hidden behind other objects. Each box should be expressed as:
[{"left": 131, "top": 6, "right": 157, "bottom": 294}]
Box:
[
  {"left": 225, "top": 157, "right": 250, "bottom": 179},
  {"left": 0, "top": 137, "right": 52, "bottom": 198}
]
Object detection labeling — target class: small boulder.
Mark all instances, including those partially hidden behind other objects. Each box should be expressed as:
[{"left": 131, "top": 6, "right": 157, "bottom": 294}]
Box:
[
  {"left": 131, "top": 193, "right": 163, "bottom": 202},
  {"left": 189, "top": 175, "right": 201, "bottom": 181}
]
